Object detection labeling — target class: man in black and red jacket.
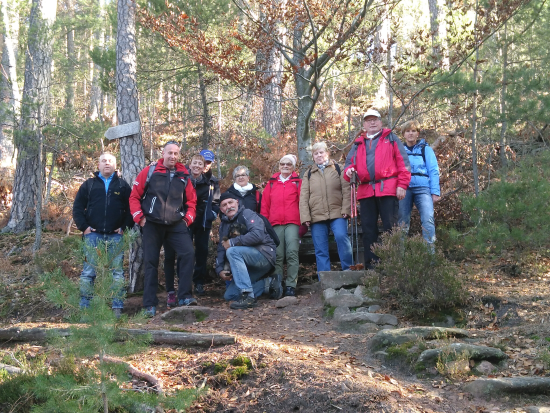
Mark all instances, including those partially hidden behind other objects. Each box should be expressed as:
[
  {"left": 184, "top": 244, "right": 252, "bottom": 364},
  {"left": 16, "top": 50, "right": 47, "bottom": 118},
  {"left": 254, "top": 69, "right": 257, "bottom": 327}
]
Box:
[{"left": 129, "top": 141, "right": 197, "bottom": 317}]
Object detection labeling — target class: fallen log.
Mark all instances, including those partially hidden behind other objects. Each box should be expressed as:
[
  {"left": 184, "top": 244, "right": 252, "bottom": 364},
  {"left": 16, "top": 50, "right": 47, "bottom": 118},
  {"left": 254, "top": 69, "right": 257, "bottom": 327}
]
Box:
[{"left": 0, "top": 327, "right": 236, "bottom": 347}]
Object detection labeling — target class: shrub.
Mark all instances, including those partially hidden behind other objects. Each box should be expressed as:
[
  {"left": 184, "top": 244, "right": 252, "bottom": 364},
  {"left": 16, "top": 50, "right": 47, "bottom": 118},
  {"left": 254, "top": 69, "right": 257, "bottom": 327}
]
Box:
[
  {"left": 373, "top": 230, "right": 467, "bottom": 318},
  {"left": 456, "top": 151, "right": 550, "bottom": 254}
]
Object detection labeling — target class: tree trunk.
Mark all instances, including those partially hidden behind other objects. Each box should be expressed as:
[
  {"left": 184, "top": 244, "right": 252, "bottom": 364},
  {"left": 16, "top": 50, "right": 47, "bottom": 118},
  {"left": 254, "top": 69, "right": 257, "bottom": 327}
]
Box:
[
  {"left": 499, "top": 22, "right": 508, "bottom": 169},
  {"left": 89, "top": 0, "right": 104, "bottom": 121},
  {"left": 0, "top": 0, "right": 20, "bottom": 166},
  {"left": 471, "top": 1, "right": 480, "bottom": 197},
  {"left": 262, "top": 41, "right": 283, "bottom": 137},
  {"left": 116, "top": 0, "right": 145, "bottom": 292},
  {"left": 427, "top": 0, "right": 440, "bottom": 56},
  {"left": 65, "top": 0, "right": 75, "bottom": 111},
  {"left": 197, "top": 63, "right": 209, "bottom": 149},
  {"left": 3, "top": 0, "right": 56, "bottom": 233},
  {"left": 295, "top": 74, "right": 314, "bottom": 166}
]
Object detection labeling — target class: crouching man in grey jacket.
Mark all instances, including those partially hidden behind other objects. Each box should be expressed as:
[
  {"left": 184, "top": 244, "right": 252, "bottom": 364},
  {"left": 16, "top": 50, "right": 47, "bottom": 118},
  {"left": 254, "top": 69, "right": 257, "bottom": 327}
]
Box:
[{"left": 216, "top": 192, "right": 283, "bottom": 309}]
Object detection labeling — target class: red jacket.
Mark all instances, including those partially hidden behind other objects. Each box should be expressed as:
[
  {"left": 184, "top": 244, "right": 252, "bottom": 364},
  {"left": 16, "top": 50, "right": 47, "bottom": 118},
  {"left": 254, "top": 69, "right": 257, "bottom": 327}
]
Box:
[
  {"left": 260, "top": 172, "right": 301, "bottom": 226},
  {"left": 344, "top": 129, "right": 411, "bottom": 200},
  {"left": 129, "top": 159, "right": 197, "bottom": 226}
]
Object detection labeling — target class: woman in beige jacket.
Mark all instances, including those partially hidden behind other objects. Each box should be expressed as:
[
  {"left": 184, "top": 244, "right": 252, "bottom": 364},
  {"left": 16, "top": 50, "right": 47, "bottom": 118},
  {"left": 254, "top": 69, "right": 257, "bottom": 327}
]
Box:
[{"left": 300, "top": 142, "right": 353, "bottom": 273}]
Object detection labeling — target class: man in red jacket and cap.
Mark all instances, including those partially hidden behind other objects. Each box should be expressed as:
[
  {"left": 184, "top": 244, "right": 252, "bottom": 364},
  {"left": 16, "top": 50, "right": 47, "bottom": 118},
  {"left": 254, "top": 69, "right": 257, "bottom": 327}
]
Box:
[
  {"left": 344, "top": 109, "right": 411, "bottom": 268},
  {"left": 130, "top": 141, "right": 198, "bottom": 316}
]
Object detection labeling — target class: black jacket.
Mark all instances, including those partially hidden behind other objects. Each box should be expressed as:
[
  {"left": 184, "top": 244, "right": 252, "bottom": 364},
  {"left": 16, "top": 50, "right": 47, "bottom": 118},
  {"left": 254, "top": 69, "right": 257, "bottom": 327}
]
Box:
[
  {"left": 192, "top": 174, "right": 221, "bottom": 229},
  {"left": 215, "top": 205, "right": 276, "bottom": 275},
  {"left": 73, "top": 172, "right": 133, "bottom": 233},
  {"left": 226, "top": 184, "right": 262, "bottom": 213}
]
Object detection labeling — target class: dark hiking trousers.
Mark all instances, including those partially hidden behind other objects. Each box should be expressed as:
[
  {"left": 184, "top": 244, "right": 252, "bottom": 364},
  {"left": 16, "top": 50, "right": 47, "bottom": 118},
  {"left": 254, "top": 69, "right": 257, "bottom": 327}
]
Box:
[
  {"left": 142, "top": 220, "right": 194, "bottom": 307},
  {"left": 164, "top": 222, "right": 210, "bottom": 290},
  {"left": 359, "top": 196, "right": 399, "bottom": 265}
]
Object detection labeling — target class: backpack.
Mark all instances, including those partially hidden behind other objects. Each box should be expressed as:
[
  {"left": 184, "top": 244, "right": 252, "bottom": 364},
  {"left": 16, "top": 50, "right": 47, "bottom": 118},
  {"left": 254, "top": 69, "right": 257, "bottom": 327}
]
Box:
[
  {"left": 236, "top": 211, "right": 280, "bottom": 247},
  {"left": 142, "top": 162, "right": 189, "bottom": 199},
  {"left": 307, "top": 163, "right": 341, "bottom": 180},
  {"left": 408, "top": 144, "right": 429, "bottom": 177}
]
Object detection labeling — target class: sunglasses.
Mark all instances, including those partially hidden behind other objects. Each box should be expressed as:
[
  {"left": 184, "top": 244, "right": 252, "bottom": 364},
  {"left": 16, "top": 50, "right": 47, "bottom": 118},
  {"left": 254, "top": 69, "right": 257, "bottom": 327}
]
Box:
[
  {"left": 280, "top": 162, "right": 293, "bottom": 167},
  {"left": 235, "top": 174, "right": 248, "bottom": 178},
  {"left": 164, "top": 140, "right": 181, "bottom": 147}
]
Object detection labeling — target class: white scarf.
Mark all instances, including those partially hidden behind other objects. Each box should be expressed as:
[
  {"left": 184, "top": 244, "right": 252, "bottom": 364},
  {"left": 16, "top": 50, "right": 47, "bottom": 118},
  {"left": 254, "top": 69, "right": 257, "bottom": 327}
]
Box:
[
  {"left": 233, "top": 182, "right": 253, "bottom": 196},
  {"left": 279, "top": 174, "right": 291, "bottom": 183}
]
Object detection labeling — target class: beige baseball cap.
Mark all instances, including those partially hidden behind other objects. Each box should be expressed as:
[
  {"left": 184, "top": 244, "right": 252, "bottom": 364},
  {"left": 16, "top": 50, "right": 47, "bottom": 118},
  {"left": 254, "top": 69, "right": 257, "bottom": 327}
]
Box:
[{"left": 363, "top": 109, "right": 381, "bottom": 119}]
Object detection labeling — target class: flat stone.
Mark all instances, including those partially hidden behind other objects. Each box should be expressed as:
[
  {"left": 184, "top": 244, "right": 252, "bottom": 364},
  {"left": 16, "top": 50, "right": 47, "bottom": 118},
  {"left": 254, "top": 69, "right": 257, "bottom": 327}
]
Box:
[
  {"left": 104, "top": 120, "right": 140, "bottom": 140},
  {"left": 356, "top": 307, "right": 369, "bottom": 313},
  {"left": 368, "top": 305, "right": 381, "bottom": 313},
  {"left": 525, "top": 407, "right": 550, "bottom": 413},
  {"left": 475, "top": 360, "right": 496, "bottom": 375},
  {"left": 417, "top": 343, "right": 508, "bottom": 364},
  {"left": 354, "top": 285, "right": 367, "bottom": 296},
  {"left": 463, "top": 378, "right": 550, "bottom": 398},
  {"left": 323, "top": 288, "right": 336, "bottom": 301},
  {"left": 333, "top": 307, "right": 351, "bottom": 319},
  {"left": 361, "top": 297, "right": 385, "bottom": 306},
  {"left": 319, "top": 271, "right": 365, "bottom": 290},
  {"left": 161, "top": 306, "right": 212, "bottom": 324},
  {"left": 0, "top": 363, "right": 22, "bottom": 375},
  {"left": 325, "top": 294, "right": 363, "bottom": 308},
  {"left": 381, "top": 325, "right": 397, "bottom": 330},
  {"left": 335, "top": 312, "right": 396, "bottom": 326},
  {"left": 370, "top": 327, "right": 470, "bottom": 351},
  {"left": 275, "top": 296, "right": 299, "bottom": 308},
  {"left": 336, "top": 288, "right": 353, "bottom": 295}
]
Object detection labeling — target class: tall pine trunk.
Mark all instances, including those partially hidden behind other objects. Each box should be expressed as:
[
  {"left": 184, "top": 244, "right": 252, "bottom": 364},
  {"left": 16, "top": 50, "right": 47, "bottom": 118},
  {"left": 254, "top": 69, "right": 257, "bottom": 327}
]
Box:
[
  {"left": 197, "top": 63, "right": 209, "bottom": 149},
  {"left": 4, "top": 0, "right": 56, "bottom": 233},
  {"left": 0, "top": 0, "right": 20, "bottom": 166},
  {"left": 499, "top": 22, "right": 508, "bottom": 169},
  {"left": 116, "top": 0, "right": 145, "bottom": 291}
]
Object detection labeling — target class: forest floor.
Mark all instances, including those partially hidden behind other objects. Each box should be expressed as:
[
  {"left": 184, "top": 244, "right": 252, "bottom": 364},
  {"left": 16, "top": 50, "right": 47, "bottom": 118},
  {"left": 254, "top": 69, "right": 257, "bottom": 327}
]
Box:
[{"left": 2, "top": 232, "right": 550, "bottom": 412}]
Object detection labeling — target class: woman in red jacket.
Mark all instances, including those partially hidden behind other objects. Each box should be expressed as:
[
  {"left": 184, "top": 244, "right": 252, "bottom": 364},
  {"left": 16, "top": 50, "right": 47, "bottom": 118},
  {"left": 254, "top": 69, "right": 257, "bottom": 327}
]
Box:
[{"left": 261, "top": 154, "right": 302, "bottom": 296}]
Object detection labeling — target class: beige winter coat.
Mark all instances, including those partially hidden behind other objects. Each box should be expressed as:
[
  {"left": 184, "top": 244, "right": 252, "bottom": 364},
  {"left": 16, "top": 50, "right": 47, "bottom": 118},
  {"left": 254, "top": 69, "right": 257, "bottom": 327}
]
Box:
[{"left": 300, "top": 160, "right": 351, "bottom": 224}]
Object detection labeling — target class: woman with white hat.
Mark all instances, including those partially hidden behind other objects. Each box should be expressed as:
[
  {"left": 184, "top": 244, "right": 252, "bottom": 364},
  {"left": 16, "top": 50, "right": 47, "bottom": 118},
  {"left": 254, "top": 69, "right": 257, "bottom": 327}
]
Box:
[{"left": 261, "top": 154, "right": 302, "bottom": 296}]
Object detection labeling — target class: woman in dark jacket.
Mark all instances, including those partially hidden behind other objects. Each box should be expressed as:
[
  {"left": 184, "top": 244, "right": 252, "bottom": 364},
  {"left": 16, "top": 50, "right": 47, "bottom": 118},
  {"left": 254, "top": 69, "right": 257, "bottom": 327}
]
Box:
[{"left": 226, "top": 165, "right": 262, "bottom": 212}]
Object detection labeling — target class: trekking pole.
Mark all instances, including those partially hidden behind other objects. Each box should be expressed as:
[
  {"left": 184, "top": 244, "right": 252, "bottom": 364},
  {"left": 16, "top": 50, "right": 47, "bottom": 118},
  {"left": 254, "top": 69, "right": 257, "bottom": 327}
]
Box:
[{"left": 350, "top": 171, "right": 358, "bottom": 265}]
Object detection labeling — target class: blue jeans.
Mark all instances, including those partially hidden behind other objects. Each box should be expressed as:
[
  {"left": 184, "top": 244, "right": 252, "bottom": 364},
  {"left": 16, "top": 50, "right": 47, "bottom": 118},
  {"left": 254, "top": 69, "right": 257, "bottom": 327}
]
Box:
[
  {"left": 80, "top": 232, "right": 125, "bottom": 309},
  {"left": 311, "top": 218, "right": 353, "bottom": 271},
  {"left": 224, "top": 246, "right": 273, "bottom": 301},
  {"left": 398, "top": 186, "right": 436, "bottom": 246}
]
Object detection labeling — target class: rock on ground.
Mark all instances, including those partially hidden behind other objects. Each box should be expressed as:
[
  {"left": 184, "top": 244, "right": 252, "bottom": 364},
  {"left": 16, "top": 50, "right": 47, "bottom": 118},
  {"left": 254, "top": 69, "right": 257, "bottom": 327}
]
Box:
[
  {"left": 475, "top": 360, "right": 496, "bottom": 375},
  {"left": 324, "top": 294, "right": 363, "bottom": 308},
  {"left": 161, "top": 306, "right": 212, "bottom": 324},
  {"left": 525, "top": 407, "right": 550, "bottom": 413},
  {"left": 319, "top": 271, "right": 365, "bottom": 289},
  {"left": 417, "top": 343, "right": 508, "bottom": 364},
  {"left": 275, "top": 296, "right": 299, "bottom": 308},
  {"left": 0, "top": 363, "right": 22, "bottom": 375},
  {"left": 370, "top": 327, "right": 470, "bottom": 350},
  {"left": 463, "top": 377, "right": 550, "bottom": 397}
]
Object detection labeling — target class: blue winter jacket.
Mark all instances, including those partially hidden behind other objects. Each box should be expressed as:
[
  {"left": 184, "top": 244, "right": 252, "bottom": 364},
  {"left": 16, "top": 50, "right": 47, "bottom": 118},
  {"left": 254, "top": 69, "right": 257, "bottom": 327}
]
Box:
[{"left": 404, "top": 139, "right": 440, "bottom": 196}]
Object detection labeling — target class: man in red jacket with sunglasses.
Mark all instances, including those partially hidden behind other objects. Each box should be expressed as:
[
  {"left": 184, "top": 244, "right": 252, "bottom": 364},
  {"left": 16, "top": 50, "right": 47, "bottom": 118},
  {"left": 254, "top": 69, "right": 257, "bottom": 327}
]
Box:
[{"left": 344, "top": 109, "right": 411, "bottom": 268}]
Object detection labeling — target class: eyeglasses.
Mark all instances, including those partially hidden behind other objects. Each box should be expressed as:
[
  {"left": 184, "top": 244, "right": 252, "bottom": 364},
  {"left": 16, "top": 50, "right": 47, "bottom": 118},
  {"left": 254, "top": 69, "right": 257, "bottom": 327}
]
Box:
[
  {"left": 235, "top": 174, "right": 248, "bottom": 178},
  {"left": 164, "top": 140, "right": 181, "bottom": 147},
  {"left": 280, "top": 162, "right": 293, "bottom": 167}
]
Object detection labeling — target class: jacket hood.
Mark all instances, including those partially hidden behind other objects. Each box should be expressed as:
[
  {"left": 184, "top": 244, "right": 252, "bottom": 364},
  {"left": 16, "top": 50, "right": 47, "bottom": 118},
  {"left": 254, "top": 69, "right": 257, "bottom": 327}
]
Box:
[
  {"left": 156, "top": 158, "right": 189, "bottom": 173},
  {"left": 354, "top": 128, "right": 392, "bottom": 144}
]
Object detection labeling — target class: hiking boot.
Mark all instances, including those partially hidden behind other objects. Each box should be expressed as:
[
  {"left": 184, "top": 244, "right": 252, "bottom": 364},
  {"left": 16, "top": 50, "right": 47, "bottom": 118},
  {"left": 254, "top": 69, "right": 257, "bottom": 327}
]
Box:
[
  {"left": 284, "top": 286, "right": 296, "bottom": 297},
  {"left": 143, "top": 306, "right": 156, "bottom": 318},
  {"left": 167, "top": 291, "right": 177, "bottom": 308},
  {"left": 195, "top": 284, "right": 206, "bottom": 296},
  {"left": 269, "top": 273, "right": 283, "bottom": 299},
  {"left": 113, "top": 308, "right": 122, "bottom": 319},
  {"left": 230, "top": 294, "right": 258, "bottom": 310},
  {"left": 179, "top": 298, "right": 198, "bottom": 306}
]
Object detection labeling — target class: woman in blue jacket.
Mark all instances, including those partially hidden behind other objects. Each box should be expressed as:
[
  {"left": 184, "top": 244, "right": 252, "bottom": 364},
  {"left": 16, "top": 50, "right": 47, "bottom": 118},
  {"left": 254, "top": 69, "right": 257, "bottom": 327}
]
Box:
[{"left": 398, "top": 120, "right": 440, "bottom": 250}]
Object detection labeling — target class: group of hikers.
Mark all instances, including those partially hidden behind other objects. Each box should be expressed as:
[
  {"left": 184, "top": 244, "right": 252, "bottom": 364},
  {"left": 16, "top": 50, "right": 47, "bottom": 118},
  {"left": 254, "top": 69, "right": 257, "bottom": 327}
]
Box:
[{"left": 72, "top": 109, "right": 440, "bottom": 316}]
